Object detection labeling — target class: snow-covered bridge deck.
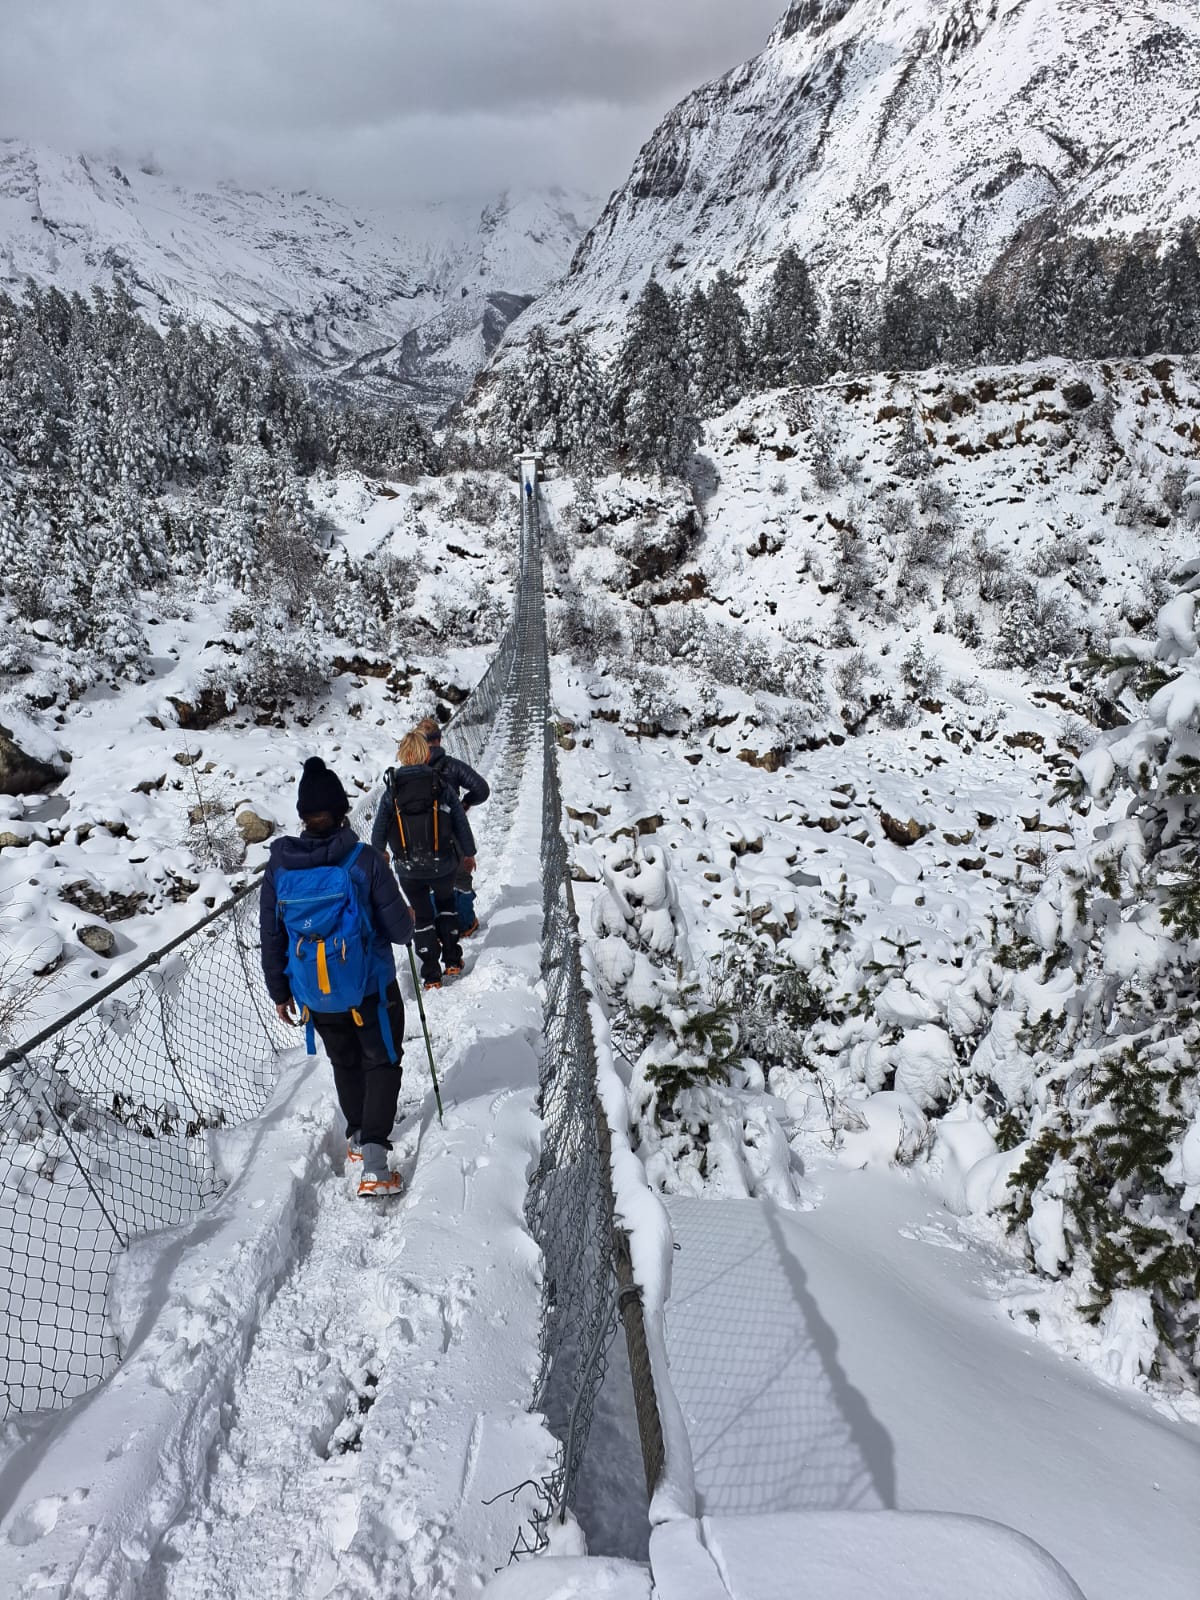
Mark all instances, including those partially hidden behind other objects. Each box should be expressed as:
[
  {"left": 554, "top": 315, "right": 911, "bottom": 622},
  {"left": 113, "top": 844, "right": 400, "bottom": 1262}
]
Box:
[{"left": 0, "top": 700, "right": 557, "bottom": 1598}]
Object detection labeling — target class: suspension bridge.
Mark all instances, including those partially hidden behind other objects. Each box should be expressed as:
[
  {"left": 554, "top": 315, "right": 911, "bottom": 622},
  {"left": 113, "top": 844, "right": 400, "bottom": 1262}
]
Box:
[{"left": 0, "top": 469, "right": 1087, "bottom": 1600}]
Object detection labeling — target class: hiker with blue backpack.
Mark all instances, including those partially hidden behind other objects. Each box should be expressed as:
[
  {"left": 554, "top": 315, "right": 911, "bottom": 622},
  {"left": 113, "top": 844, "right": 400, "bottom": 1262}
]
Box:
[
  {"left": 260, "top": 756, "right": 413, "bottom": 1198},
  {"left": 372, "top": 729, "right": 476, "bottom": 991},
  {"left": 416, "top": 715, "right": 489, "bottom": 936}
]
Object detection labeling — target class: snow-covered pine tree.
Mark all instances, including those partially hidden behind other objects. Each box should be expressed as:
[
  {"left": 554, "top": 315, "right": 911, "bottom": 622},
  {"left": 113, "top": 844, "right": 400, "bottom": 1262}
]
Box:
[
  {"left": 556, "top": 331, "right": 610, "bottom": 470},
  {"left": 1060, "top": 241, "right": 1109, "bottom": 360},
  {"left": 754, "top": 247, "right": 823, "bottom": 387},
  {"left": 693, "top": 270, "right": 751, "bottom": 417},
  {"left": 1104, "top": 248, "right": 1155, "bottom": 357},
  {"left": 826, "top": 281, "right": 874, "bottom": 372},
  {"left": 611, "top": 278, "right": 697, "bottom": 477},
  {"left": 997, "top": 582, "right": 1200, "bottom": 1379},
  {"left": 496, "top": 325, "right": 560, "bottom": 453},
  {"left": 878, "top": 277, "right": 931, "bottom": 369},
  {"left": 893, "top": 401, "right": 934, "bottom": 479},
  {"left": 1154, "top": 231, "right": 1200, "bottom": 355},
  {"left": 89, "top": 554, "right": 150, "bottom": 680},
  {"left": 680, "top": 284, "right": 709, "bottom": 400}
]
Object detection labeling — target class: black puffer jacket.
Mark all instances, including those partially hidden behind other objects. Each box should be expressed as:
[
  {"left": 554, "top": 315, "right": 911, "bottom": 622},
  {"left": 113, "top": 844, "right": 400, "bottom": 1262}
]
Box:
[{"left": 427, "top": 744, "right": 490, "bottom": 811}]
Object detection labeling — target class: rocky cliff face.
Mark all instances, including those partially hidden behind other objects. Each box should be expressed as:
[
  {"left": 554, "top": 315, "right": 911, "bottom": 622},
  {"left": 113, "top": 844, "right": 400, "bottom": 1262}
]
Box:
[
  {"left": 518, "top": 0, "right": 1200, "bottom": 349},
  {"left": 0, "top": 140, "right": 594, "bottom": 415}
]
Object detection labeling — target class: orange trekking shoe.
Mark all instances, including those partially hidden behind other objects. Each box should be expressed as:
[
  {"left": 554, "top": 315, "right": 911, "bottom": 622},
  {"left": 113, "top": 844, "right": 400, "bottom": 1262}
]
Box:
[{"left": 358, "top": 1170, "right": 403, "bottom": 1198}]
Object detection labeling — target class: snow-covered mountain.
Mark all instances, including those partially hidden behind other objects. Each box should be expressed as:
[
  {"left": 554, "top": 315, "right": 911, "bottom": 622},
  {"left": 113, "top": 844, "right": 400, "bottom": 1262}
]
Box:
[
  {"left": 519, "top": 0, "right": 1200, "bottom": 347},
  {"left": 0, "top": 140, "right": 595, "bottom": 414}
]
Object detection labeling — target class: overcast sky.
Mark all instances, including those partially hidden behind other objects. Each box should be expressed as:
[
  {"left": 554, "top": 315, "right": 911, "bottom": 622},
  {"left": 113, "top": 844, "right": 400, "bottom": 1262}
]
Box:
[{"left": 0, "top": 0, "right": 787, "bottom": 208}]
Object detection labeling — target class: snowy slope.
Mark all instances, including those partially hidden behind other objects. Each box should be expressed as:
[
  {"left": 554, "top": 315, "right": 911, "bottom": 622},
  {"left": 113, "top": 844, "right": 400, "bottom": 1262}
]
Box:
[
  {"left": 514, "top": 0, "right": 1200, "bottom": 349},
  {"left": 0, "top": 140, "right": 595, "bottom": 413}
]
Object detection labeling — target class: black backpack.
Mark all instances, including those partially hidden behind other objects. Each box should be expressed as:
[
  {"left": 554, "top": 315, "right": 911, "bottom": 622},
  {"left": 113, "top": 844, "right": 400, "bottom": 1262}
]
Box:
[{"left": 386, "top": 765, "right": 454, "bottom": 877}]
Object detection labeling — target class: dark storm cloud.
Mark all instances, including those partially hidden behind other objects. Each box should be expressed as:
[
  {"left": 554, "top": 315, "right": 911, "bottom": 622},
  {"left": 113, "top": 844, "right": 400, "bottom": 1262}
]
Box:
[{"left": 0, "top": 0, "right": 786, "bottom": 203}]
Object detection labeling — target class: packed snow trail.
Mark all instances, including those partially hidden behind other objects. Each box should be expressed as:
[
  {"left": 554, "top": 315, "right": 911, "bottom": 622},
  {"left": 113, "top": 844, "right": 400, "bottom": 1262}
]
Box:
[
  {"left": 140, "top": 709, "right": 549, "bottom": 1600},
  {"left": 0, "top": 698, "right": 560, "bottom": 1600}
]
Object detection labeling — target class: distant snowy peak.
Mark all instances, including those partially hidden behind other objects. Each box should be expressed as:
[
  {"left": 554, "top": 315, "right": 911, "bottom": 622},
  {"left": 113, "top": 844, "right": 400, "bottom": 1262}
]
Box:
[
  {"left": 0, "top": 140, "right": 595, "bottom": 414},
  {"left": 525, "top": 0, "right": 1200, "bottom": 347}
]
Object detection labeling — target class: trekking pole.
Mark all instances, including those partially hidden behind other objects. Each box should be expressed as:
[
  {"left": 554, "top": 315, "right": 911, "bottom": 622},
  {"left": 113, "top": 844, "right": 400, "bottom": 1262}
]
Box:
[
  {"left": 394, "top": 880, "right": 445, "bottom": 1124},
  {"left": 407, "top": 943, "right": 445, "bottom": 1125}
]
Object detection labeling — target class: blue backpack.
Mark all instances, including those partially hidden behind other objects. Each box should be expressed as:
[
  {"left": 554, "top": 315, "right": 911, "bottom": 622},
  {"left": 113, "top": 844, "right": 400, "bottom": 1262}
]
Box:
[{"left": 274, "top": 842, "right": 397, "bottom": 1061}]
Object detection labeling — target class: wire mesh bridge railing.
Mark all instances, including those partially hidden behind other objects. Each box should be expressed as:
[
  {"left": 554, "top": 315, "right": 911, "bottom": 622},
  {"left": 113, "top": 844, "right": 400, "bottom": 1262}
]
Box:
[{"left": 0, "top": 473, "right": 665, "bottom": 1545}]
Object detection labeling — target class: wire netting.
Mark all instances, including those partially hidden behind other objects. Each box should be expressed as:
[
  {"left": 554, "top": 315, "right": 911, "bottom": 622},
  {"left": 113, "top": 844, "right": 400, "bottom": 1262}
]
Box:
[
  {"left": 0, "top": 889, "right": 288, "bottom": 1415},
  {"left": 517, "top": 487, "right": 665, "bottom": 1548}
]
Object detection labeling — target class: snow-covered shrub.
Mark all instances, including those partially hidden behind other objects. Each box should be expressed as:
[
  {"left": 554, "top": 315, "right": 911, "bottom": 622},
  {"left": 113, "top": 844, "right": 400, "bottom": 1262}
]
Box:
[
  {"left": 916, "top": 477, "right": 959, "bottom": 532},
  {"left": 985, "top": 585, "right": 1200, "bottom": 1379},
  {"left": 1028, "top": 532, "right": 1101, "bottom": 603},
  {"left": 876, "top": 492, "right": 917, "bottom": 550},
  {"left": 834, "top": 648, "right": 875, "bottom": 710},
  {"left": 634, "top": 977, "right": 739, "bottom": 1109},
  {"left": 234, "top": 605, "right": 325, "bottom": 707},
  {"left": 995, "top": 585, "right": 1082, "bottom": 670},
  {"left": 559, "top": 593, "right": 625, "bottom": 660},
  {"left": 0, "top": 627, "right": 32, "bottom": 677},
  {"left": 1114, "top": 478, "right": 1163, "bottom": 531},
  {"left": 649, "top": 604, "right": 711, "bottom": 666},
  {"left": 971, "top": 532, "right": 1022, "bottom": 604},
  {"left": 1158, "top": 465, "right": 1191, "bottom": 518},
  {"left": 622, "top": 664, "right": 682, "bottom": 733},
  {"left": 425, "top": 578, "right": 508, "bottom": 646},
  {"left": 810, "top": 428, "right": 842, "bottom": 491},
  {"left": 834, "top": 524, "right": 879, "bottom": 610},
  {"left": 901, "top": 639, "right": 943, "bottom": 696},
  {"left": 447, "top": 474, "right": 504, "bottom": 526}
]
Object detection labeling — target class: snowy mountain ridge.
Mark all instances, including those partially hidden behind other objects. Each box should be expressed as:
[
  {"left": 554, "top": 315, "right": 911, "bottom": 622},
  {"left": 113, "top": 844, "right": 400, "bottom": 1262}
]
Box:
[
  {"left": 516, "top": 0, "right": 1200, "bottom": 350},
  {"left": 0, "top": 139, "right": 595, "bottom": 415}
]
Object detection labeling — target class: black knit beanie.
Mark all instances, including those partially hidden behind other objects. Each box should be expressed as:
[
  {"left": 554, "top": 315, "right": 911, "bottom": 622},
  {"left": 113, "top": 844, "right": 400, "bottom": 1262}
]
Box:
[{"left": 296, "top": 756, "right": 350, "bottom": 820}]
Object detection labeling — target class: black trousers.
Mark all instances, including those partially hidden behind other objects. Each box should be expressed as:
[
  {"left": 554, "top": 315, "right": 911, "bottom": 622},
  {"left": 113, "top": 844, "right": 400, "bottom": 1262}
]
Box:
[
  {"left": 401, "top": 872, "right": 463, "bottom": 979},
  {"left": 311, "top": 981, "right": 404, "bottom": 1148}
]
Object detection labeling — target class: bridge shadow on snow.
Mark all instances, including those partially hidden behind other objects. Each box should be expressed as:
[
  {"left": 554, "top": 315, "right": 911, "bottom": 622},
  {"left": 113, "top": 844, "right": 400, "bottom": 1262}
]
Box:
[{"left": 665, "top": 1196, "right": 896, "bottom": 1517}]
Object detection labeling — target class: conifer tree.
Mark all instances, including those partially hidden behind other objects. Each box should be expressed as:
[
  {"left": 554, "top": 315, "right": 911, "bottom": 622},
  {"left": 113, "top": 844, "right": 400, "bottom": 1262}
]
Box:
[
  {"left": 893, "top": 402, "right": 934, "bottom": 479},
  {"left": 611, "top": 278, "right": 697, "bottom": 477},
  {"left": 754, "top": 247, "right": 824, "bottom": 387},
  {"left": 693, "top": 270, "right": 751, "bottom": 416},
  {"left": 878, "top": 277, "right": 930, "bottom": 369},
  {"left": 1155, "top": 232, "right": 1200, "bottom": 354},
  {"left": 89, "top": 555, "right": 149, "bottom": 679},
  {"left": 827, "top": 282, "right": 873, "bottom": 371},
  {"left": 1104, "top": 248, "right": 1155, "bottom": 356},
  {"left": 556, "top": 331, "right": 610, "bottom": 470}
]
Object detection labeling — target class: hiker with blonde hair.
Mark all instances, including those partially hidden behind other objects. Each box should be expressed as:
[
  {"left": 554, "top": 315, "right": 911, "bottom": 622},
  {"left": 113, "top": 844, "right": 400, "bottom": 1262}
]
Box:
[
  {"left": 371, "top": 729, "right": 476, "bottom": 989},
  {"left": 416, "top": 715, "right": 489, "bottom": 936}
]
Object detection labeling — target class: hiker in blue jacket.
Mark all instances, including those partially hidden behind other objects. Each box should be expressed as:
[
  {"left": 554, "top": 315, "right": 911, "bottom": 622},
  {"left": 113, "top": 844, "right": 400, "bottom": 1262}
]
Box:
[
  {"left": 417, "top": 715, "right": 489, "bottom": 935},
  {"left": 371, "top": 729, "right": 476, "bottom": 990},
  {"left": 260, "top": 756, "right": 413, "bottom": 1197}
]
